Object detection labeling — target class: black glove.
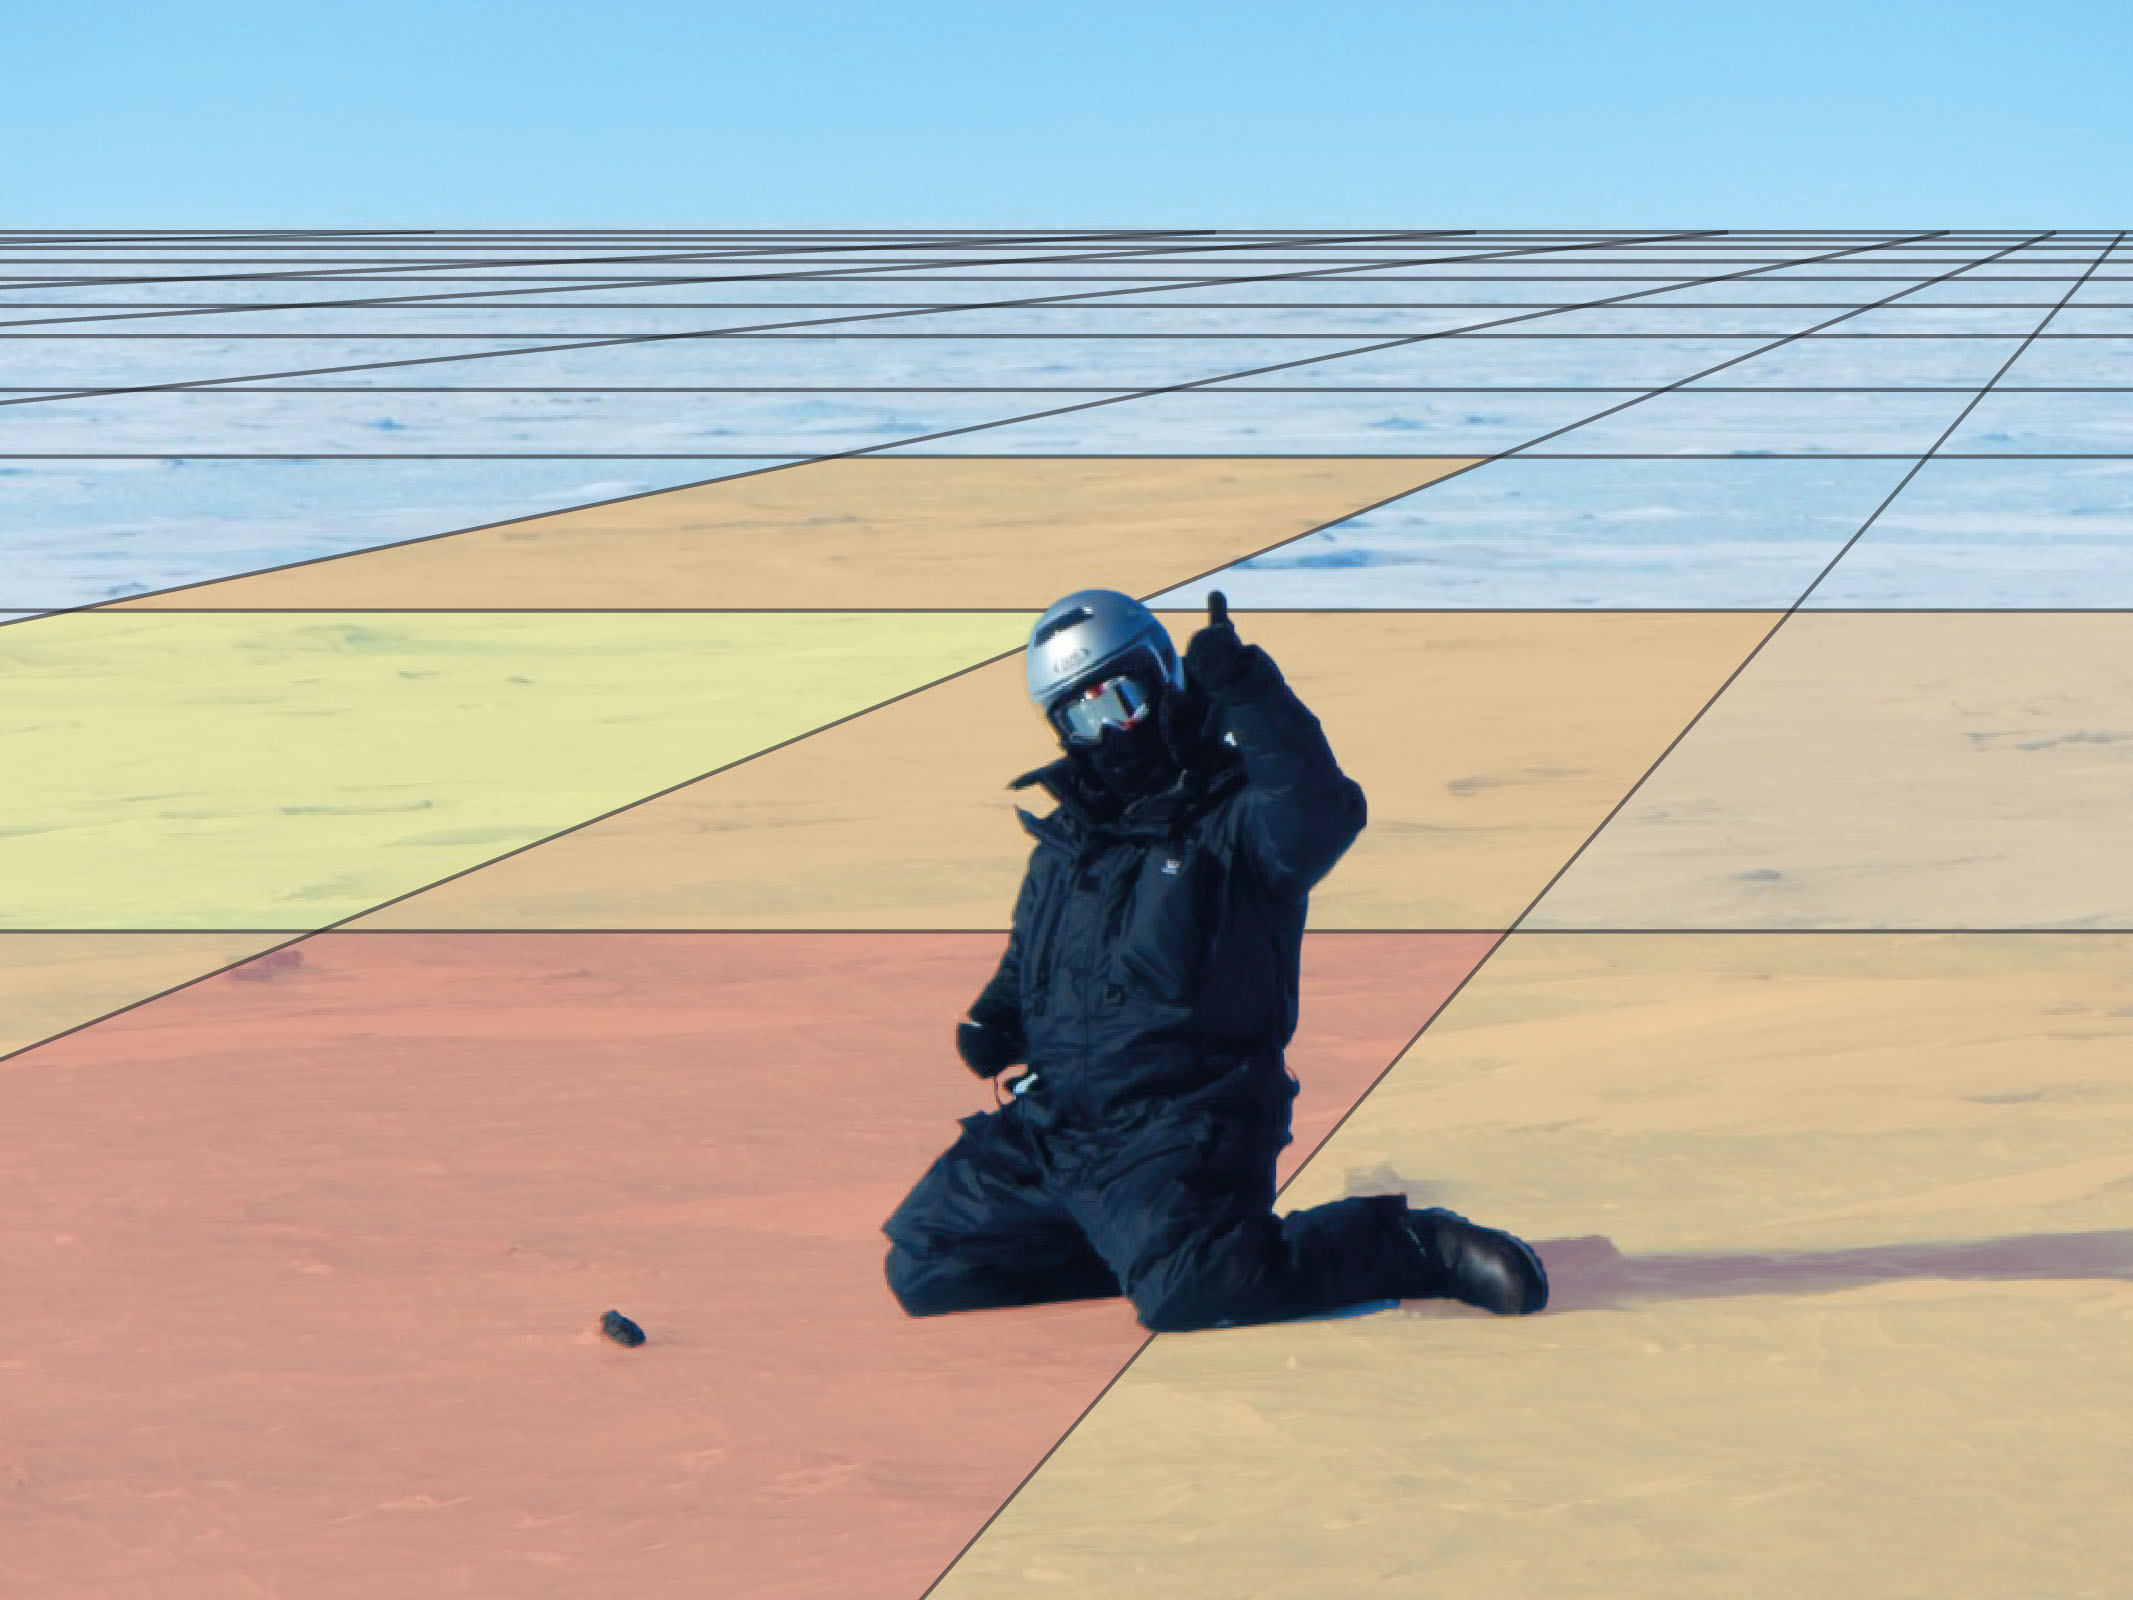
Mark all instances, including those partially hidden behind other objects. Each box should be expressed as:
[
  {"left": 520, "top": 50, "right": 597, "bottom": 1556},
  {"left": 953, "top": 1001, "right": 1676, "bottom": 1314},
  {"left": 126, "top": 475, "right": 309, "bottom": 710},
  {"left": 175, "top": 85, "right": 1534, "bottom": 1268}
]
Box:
[
  {"left": 956, "top": 1019, "right": 1025, "bottom": 1079},
  {"left": 1183, "top": 590, "right": 1258, "bottom": 698}
]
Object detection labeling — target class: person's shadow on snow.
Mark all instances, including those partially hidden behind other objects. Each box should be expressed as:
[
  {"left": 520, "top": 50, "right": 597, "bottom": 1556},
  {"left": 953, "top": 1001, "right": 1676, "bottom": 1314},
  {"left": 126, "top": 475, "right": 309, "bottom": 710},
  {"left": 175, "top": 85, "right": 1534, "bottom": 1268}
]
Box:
[
  {"left": 1332, "top": 1165, "right": 2133, "bottom": 1317},
  {"left": 1521, "top": 1229, "right": 2133, "bottom": 1314}
]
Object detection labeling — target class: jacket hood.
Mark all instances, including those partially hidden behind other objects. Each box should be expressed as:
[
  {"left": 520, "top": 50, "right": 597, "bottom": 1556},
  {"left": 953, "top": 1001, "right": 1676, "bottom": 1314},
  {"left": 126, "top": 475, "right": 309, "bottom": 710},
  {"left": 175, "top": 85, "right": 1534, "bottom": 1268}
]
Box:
[
  {"left": 1008, "top": 737, "right": 1245, "bottom": 850},
  {"left": 1008, "top": 675, "right": 1244, "bottom": 849}
]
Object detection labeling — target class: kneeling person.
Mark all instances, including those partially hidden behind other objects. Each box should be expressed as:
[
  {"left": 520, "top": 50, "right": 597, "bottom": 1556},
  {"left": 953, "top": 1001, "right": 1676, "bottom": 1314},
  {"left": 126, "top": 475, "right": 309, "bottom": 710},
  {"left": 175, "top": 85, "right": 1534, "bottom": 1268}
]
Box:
[{"left": 882, "top": 588, "right": 1546, "bottom": 1331}]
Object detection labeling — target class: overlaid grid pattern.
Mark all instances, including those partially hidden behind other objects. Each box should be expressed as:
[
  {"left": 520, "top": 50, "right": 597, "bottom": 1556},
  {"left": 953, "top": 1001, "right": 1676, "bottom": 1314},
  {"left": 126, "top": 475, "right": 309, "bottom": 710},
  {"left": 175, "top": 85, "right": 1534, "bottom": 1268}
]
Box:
[{"left": 5, "top": 231, "right": 2132, "bottom": 1597}]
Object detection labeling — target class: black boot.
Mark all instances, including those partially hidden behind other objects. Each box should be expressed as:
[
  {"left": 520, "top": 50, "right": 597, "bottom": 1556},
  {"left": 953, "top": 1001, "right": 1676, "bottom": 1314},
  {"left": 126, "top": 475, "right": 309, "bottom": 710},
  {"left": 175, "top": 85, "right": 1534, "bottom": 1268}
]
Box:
[{"left": 1398, "top": 1207, "right": 1549, "bottom": 1315}]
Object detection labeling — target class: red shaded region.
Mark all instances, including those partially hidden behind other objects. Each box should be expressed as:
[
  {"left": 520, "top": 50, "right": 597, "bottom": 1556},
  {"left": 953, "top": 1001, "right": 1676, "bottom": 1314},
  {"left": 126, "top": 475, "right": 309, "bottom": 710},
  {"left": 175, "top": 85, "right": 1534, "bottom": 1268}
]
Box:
[{"left": 0, "top": 930, "right": 1491, "bottom": 1599}]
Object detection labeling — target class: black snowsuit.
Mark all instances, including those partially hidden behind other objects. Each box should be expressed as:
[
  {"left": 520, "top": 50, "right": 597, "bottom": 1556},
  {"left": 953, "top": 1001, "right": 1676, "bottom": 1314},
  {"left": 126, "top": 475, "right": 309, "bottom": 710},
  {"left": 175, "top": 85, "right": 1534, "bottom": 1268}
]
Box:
[{"left": 882, "top": 643, "right": 1430, "bottom": 1332}]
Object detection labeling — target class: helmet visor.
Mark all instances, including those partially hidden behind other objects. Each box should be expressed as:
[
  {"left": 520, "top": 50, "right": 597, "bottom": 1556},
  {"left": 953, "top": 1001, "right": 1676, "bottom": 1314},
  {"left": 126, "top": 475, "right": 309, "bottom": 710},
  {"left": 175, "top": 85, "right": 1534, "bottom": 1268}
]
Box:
[{"left": 1051, "top": 671, "right": 1155, "bottom": 744}]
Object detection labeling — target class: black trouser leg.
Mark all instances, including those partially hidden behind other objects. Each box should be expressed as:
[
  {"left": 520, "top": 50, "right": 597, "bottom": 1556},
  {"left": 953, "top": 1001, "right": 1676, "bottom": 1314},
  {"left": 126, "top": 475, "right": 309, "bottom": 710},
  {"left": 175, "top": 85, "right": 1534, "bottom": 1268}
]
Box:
[
  {"left": 882, "top": 1105, "right": 1123, "bottom": 1317},
  {"left": 1062, "top": 1095, "right": 1427, "bottom": 1333}
]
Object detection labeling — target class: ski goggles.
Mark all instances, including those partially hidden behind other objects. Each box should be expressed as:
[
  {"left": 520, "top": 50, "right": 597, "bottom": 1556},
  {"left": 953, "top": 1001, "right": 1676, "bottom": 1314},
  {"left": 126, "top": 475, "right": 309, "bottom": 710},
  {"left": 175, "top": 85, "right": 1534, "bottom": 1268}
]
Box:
[{"left": 1050, "top": 671, "right": 1156, "bottom": 744}]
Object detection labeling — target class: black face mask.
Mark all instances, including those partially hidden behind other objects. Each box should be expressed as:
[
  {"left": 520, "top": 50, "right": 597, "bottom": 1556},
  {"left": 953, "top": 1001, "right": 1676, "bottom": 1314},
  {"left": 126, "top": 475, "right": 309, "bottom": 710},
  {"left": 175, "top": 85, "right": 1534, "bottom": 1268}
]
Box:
[{"left": 1078, "top": 708, "right": 1179, "bottom": 800}]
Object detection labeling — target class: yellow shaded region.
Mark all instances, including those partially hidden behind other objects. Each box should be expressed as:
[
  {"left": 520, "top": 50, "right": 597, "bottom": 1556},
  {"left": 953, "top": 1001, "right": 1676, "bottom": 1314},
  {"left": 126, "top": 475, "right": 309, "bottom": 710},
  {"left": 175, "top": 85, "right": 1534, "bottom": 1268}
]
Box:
[
  {"left": 1530, "top": 612, "right": 2133, "bottom": 929},
  {"left": 0, "top": 934, "right": 288, "bottom": 1062},
  {"left": 359, "top": 611, "right": 1770, "bottom": 932},
  {"left": 938, "top": 934, "right": 2133, "bottom": 1598},
  {"left": 0, "top": 611, "right": 1026, "bottom": 930},
  {"left": 104, "top": 457, "right": 1476, "bottom": 610}
]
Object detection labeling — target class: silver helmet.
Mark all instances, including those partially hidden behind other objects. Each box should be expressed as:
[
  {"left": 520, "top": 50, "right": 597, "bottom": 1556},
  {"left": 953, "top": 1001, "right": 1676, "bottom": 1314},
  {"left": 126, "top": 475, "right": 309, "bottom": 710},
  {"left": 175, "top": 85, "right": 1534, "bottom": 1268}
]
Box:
[{"left": 1025, "top": 589, "right": 1186, "bottom": 743}]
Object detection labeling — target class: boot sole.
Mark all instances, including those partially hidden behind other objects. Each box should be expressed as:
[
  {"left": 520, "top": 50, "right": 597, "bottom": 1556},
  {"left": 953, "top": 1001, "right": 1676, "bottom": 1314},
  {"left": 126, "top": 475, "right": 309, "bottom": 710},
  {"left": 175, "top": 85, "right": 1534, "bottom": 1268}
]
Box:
[
  {"left": 1498, "top": 1232, "right": 1549, "bottom": 1315},
  {"left": 1403, "top": 1209, "right": 1550, "bottom": 1316},
  {"left": 1449, "top": 1227, "right": 1550, "bottom": 1316}
]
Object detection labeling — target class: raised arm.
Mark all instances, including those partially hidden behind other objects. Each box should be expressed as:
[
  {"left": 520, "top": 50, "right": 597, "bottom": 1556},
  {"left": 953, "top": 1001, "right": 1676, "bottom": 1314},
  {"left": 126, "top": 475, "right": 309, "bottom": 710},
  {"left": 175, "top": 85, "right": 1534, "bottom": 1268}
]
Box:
[{"left": 1185, "top": 592, "right": 1367, "bottom": 900}]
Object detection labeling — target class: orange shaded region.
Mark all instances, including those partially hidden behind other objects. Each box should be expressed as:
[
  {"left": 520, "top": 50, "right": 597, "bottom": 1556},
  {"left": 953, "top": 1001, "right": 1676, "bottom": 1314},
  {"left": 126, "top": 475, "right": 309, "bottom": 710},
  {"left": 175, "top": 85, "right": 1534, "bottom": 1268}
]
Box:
[
  {"left": 0, "top": 929, "right": 1488, "bottom": 1599},
  {"left": 355, "top": 611, "right": 1766, "bottom": 933},
  {"left": 104, "top": 457, "right": 1476, "bottom": 611}
]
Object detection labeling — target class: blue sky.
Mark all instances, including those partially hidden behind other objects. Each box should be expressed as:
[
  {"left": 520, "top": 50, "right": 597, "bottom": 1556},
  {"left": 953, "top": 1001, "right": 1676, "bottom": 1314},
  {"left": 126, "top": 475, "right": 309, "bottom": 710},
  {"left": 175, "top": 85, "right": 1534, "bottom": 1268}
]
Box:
[{"left": 4, "top": 0, "right": 2127, "bottom": 227}]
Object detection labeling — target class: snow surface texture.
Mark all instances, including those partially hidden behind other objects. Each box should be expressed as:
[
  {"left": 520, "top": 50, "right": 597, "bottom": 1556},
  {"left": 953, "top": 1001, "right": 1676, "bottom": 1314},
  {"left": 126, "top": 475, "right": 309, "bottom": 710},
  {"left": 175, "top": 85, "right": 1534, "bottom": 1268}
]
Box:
[{"left": 2, "top": 231, "right": 2126, "bottom": 611}]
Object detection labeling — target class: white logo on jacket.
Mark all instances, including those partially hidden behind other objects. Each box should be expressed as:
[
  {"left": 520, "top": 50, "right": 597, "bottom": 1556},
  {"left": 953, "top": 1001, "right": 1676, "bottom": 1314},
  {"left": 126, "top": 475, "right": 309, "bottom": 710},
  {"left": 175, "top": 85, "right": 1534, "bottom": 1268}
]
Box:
[{"left": 1161, "top": 857, "right": 1182, "bottom": 876}]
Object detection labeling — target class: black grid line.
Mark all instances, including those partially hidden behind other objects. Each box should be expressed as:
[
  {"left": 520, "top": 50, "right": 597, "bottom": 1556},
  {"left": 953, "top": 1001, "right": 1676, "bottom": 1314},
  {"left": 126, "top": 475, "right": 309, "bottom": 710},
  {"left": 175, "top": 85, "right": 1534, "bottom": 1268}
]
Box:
[
  {"left": 0, "top": 229, "right": 1399, "bottom": 337},
  {"left": 13, "top": 232, "right": 1833, "bottom": 611},
  {"left": 0, "top": 229, "right": 1921, "bottom": 1025},
  {"left": 0, "top": 228, "right": 1210, "bottom": 297},
  {"left": 12, "top": 926, "right": 2128, "bottom": 937},
  {"left": 5, "top": 234, "right": 2130, "bottom": 1594},
  {"left": 8, "top": 228, "right": 2047, "bottom": 618},
  {"left": 905, "top": 231, "right": 2113, "bottom": 1593},
  {"left": 10, "top": 299, "right": 2127, "bottom": 311},
  {"left": 1060, "top": 233, "right": 2052, "bottom": 595},
  {"left": 15, "top": 329, "right": 2131, "bottom": 338},
  {"left": 0, "top": 229, "right": 1531, "bottom": 339},
  {"left": 0, "top": 243, "right": 2016, "bottom": 274},
  {"left": 0, "top": 614, "right": 1118, "bottom": 1064},
  {"left": 0, "top": 238, "right": 2096, "bottom": 276},
  {"left": 0, "top": 238, "right": 2063, "bottom": 1474},
  {"left": 47, "top": 606, "right": 2132, "bottom": 616},
  {"left": 0, "top": 230, "right": 1697, "bottom": 410},
  {"left": 5, "top": 295, "right": 2084, "bottom": 334},
  {"left": 11, "top": 386, "right": 2131, "bottom": 395},
  {"left": 21, "top": 454, "right": 2132, "bottom": 462},
  {"left": 15, "top": 269, "right": 2120, "bottom": 287},
  {"left": 1250, "top": 232, "right": 2122, "bottom": 1212}
]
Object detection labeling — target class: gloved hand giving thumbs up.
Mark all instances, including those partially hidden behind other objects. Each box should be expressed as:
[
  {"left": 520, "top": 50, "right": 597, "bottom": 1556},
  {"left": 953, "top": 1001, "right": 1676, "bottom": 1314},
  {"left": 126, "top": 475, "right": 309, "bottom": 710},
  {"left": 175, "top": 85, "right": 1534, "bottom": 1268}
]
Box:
[{"left": 1183, "top": 590, "right": 1260, "bottom": 699}]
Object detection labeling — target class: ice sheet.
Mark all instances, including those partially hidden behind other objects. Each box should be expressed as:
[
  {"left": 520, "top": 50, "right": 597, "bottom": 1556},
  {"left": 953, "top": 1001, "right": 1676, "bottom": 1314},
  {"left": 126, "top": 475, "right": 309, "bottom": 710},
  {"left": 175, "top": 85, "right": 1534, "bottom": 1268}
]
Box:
[
  {"left": 1809, "top": 458, "right": 2133, "bottom": 607},
  {"left": 879, "top": 389, "right": 1609, "bottom": 455},
  {"left": 1142, "top": 457, "right": 1914, "bottom": 609},
  {"left": 1939, "top": 390, "right": 2133, "bottom": 454},
  {"left": 1, "top": 390, "right": 1093, "bottom": 457},
  {"left": 8, "top": 242, "right": 2115, "bottom": 609},
  {"left": 1542, "top": 390, "right": 1968, "bottom": 456}
]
